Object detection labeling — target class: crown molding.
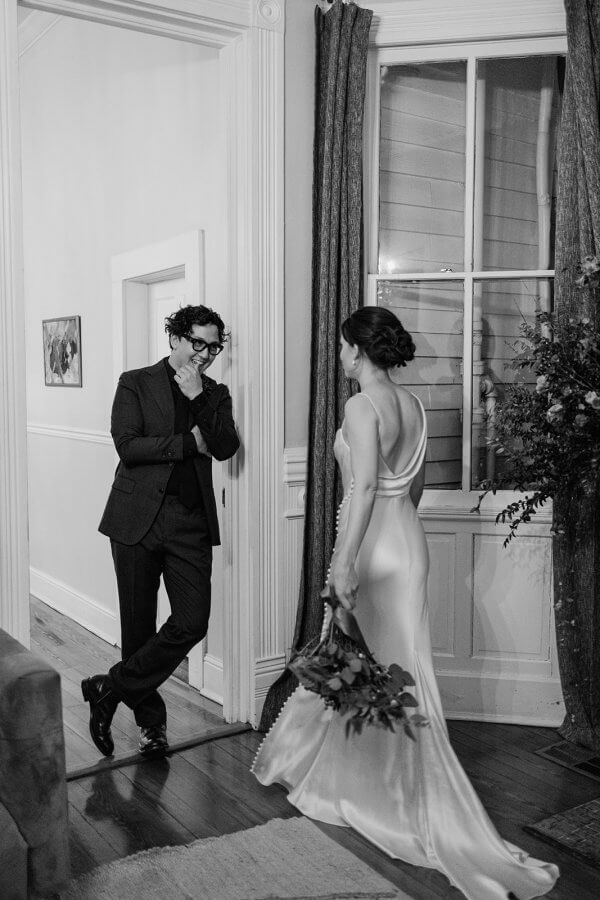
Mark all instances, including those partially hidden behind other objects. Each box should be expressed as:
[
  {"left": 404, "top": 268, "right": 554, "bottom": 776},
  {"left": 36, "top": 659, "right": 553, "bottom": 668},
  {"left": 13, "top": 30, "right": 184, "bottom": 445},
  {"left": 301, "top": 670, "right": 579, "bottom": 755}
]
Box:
[
  {"left": 368, "top": 0, "right": 566, "bottom": 47},
  {"left": 17, "top": 0, "right": 254, "bottom": 47},
  {"left": 18, "top": 9, "right": 61, "bottom": 55}
]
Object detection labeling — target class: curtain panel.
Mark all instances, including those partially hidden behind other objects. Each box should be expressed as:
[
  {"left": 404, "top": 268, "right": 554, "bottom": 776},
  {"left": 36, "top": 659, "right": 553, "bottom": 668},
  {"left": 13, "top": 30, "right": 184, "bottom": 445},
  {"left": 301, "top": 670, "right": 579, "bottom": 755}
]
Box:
[{"left": 260, "top": 0, "right": 372, "bottom": 730}]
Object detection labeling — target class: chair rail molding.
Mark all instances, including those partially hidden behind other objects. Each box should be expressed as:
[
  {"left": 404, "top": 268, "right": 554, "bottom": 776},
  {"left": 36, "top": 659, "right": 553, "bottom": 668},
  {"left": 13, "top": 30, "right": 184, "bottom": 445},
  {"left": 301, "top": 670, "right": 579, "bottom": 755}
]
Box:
[
  {"left": 27, "top": 423, "right": 112, "bottom": 444},
  {"left": 3, "top": 0, "right": 285, "bottom": 725}
]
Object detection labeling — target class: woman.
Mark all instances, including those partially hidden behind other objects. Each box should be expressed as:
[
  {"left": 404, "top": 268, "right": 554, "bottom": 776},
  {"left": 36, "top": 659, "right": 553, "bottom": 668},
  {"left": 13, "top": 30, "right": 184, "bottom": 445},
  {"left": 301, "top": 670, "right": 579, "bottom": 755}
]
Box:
[{"left": 252, "top": 307, "right": 559, "bottom": 899}]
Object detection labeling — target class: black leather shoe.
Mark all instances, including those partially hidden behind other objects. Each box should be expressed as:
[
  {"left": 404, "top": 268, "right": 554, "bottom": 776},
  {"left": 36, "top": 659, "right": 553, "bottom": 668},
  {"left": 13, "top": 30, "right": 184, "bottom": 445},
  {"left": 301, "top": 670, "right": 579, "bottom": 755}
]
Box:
[
  {"left": 139, "top": 724, "right": 169, "bottom": 759},
  {"left": 81, "top": 674, "right": 119, "bottom": 757}
]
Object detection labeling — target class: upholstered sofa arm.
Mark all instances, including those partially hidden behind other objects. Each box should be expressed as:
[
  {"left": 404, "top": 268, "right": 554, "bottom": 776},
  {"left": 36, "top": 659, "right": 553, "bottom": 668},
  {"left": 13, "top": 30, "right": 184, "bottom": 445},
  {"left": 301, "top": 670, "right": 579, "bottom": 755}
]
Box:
[{"left": 0, "top": 629, "right": 69, "bottom": 898}]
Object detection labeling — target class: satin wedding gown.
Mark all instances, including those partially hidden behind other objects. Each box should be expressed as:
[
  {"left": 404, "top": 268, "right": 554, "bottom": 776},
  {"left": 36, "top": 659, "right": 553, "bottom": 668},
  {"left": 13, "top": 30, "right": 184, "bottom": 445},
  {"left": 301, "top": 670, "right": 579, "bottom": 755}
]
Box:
[{"left": 252, "top": 392, "right": 559, "bottom": 899}]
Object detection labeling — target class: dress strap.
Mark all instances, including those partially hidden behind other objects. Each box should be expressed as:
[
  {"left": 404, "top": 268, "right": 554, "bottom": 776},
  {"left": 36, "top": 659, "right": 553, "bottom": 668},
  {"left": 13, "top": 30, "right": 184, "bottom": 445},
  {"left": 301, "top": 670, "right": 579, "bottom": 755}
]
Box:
[{"left": 355, "top": 391, "right": 381, "bottom": 421}]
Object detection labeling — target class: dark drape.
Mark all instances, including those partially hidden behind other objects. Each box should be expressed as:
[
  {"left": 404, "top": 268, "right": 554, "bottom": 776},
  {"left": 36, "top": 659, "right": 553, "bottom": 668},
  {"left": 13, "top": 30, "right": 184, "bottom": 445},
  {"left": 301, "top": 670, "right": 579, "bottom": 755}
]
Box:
[
  {"left": 553, "top": 0, "right": 600, "bottom": 750},
  {"left": 260, "top": 0, "right": 373, "bottom": 731}
]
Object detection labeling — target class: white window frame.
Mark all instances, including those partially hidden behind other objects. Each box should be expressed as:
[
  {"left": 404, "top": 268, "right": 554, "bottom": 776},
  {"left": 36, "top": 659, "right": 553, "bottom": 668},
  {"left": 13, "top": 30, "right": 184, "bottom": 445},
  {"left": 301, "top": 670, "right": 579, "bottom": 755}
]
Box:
[{"left": 364, "top": 36, "right": 567, "bottom": 515}]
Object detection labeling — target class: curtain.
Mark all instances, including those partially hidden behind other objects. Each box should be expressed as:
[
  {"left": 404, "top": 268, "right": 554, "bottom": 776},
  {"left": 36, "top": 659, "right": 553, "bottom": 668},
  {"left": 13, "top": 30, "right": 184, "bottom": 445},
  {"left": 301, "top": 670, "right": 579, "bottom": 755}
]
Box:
[
  {"left": 260, "top": 0, "right": 373, "bottom": 731},
  {"left": 553, "top": 0, "right": 600, "bottom": 751}
]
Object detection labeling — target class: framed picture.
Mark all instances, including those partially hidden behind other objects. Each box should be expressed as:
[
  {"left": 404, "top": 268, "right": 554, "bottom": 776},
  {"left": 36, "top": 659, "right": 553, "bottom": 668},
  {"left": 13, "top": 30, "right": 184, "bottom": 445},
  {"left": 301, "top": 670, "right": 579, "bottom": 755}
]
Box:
[{"left": 42, "top": 316, "right": 82, "bottom": 387}]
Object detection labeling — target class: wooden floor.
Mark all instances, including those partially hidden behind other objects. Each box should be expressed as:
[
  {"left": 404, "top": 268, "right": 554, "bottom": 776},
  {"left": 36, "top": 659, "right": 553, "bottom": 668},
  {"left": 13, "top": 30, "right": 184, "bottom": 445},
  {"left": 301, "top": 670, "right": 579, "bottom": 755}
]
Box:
[
  {"left": 33, "top": 600, "right": 600, "bottom": 899},
  {"left": 31, "top": 597, "right": 226, "bottom": 773}
]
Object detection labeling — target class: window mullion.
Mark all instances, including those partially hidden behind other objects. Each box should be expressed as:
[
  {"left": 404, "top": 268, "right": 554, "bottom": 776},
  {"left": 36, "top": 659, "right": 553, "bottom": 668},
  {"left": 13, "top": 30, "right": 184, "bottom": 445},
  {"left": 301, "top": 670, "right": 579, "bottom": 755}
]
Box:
[{"left": 462, "top": 56, "right": 477, "bottom": 491}]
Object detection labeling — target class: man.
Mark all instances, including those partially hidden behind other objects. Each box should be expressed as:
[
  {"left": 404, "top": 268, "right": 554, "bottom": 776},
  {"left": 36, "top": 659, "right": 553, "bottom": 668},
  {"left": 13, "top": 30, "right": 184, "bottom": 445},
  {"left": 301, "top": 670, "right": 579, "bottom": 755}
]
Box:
[{"left": 83, "top": 304, "right": 239, "bottom": 759}]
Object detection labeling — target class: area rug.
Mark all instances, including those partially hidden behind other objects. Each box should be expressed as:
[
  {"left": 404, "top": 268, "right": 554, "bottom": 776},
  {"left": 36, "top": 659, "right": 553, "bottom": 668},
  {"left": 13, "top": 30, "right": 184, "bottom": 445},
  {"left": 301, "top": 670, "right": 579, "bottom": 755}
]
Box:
[
  {"left": 62, "top": 816, "right": 410, "bottom": 899},
  {"left": 524, "top": 797, "right": 600, "bottom": 869}
]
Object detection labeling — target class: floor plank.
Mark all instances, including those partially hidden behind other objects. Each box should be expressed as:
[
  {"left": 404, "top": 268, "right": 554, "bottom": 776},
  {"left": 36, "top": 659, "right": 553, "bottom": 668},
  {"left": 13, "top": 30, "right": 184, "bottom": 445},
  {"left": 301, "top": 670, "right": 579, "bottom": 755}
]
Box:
[{"left": 30, "top": 597, "right": 225, "bottom": 772}]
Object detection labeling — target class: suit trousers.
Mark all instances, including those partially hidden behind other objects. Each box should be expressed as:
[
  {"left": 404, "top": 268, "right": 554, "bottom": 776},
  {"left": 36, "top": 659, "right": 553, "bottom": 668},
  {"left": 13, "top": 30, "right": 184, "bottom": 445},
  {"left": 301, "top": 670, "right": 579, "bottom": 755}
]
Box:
[{"left": 108, "top": 495, "right": 212, "bottom": 727}]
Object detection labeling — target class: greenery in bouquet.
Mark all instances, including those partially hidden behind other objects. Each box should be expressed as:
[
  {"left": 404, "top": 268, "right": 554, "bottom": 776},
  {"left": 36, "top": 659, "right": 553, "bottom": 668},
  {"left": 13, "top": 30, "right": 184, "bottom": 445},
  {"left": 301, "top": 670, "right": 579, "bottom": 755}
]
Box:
[
  {"left": 474, "top": 294, "right": 600, "bottom": 544},
  {"left": 289, "top": 603, "right": 428, "bottom": 738}
]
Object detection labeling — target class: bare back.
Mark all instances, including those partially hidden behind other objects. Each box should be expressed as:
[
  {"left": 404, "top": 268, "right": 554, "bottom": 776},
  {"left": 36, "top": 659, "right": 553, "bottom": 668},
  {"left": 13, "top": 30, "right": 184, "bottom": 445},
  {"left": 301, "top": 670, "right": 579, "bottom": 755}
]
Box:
[{"left": 351, "top": 384, "right": 423, "bottom": 476}]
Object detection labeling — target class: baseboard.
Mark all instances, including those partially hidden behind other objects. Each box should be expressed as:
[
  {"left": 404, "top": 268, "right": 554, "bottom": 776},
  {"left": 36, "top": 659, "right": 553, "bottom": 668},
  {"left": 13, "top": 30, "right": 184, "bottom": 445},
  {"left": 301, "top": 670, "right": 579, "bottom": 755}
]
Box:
[
  {"left": 202, "top": 653, "right": 224, "bottom": 705},
  {"left": 437, "top": 671, "right": 565, "bottom": 727},
  {"left": 30, "top": 567, "right": 119, "bottom": 646},
  {"left": 253, "top": 655, "right": 287, "bottom": 725}
]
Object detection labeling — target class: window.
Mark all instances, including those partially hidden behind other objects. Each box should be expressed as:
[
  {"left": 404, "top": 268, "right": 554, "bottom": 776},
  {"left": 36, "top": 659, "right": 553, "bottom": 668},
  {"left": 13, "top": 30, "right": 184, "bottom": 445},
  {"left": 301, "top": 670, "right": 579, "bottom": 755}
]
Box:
[{"left": 368, "top": 43, "right": 565, "bottom": 493}]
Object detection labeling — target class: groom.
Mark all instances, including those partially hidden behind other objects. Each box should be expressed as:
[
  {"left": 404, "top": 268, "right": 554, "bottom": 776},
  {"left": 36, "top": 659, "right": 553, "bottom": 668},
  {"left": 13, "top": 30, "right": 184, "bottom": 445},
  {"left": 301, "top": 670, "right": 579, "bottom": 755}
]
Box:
[{"left": 83, "top": 304, "right": 239, "bottom": 759}]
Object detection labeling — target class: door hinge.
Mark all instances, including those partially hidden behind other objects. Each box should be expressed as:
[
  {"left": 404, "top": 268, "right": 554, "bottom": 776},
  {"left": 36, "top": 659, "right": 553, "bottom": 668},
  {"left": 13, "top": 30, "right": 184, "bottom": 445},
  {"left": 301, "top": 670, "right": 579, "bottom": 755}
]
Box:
[{"left": 222, "top": 488, "right": 226, "bottom": 507}]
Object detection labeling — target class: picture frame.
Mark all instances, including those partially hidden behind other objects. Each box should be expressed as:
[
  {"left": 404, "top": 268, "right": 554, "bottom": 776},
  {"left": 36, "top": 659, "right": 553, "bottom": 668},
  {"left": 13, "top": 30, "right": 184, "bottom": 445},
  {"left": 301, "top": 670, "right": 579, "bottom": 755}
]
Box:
[{"left": 42, "top": 316, "right": 82, "bottom": 387}]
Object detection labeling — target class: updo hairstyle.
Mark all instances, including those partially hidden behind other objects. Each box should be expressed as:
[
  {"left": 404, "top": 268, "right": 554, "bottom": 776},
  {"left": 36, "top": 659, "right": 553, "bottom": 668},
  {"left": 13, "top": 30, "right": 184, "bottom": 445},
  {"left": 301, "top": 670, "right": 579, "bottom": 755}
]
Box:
[{"left": 341, "top": 307, "right": 415, "bottom": 369}]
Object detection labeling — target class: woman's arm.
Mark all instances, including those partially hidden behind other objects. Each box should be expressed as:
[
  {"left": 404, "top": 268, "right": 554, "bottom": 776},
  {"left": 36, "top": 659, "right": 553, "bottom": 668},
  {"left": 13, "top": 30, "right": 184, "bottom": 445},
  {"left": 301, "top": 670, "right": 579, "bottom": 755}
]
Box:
[
  {"left": 329, "top": 394, "right": 379, "bottom": 609},
  {"left": 409, "top": 457, "right": 426, "bottom": 508}
]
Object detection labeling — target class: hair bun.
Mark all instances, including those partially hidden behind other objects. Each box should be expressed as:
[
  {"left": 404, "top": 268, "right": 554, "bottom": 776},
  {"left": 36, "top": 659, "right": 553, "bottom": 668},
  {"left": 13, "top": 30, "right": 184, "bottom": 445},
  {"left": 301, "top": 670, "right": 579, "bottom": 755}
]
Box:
[
  {"left": 368, "top": 323, "right": 415, "bottom": 368},
  {"left": 340, "top": 307, "right": 416, "bottom": 371}
]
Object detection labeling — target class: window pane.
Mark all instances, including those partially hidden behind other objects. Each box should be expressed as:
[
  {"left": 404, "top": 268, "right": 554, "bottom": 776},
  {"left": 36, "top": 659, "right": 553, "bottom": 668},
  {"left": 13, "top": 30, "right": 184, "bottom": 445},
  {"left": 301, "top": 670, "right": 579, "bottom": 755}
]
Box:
[
  {"left": 470, "top": 278, "right": 553, "bottom": 489},
  {"left": 477, "top": 57, "right": 562, "bottom": 271},
  {"left": 377, "top": 280, "right": 463, "bottom": 489},
  {"left": 379, "top": 62, "right": 466, "bottom": 275}
]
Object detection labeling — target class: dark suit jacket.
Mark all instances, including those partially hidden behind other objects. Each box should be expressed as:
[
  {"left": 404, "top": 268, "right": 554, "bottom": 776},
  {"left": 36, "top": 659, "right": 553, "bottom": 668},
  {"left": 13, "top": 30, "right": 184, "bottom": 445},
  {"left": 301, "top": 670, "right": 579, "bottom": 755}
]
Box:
[{"left": 98, "top": 359, "right": 240, "bottom": 546}]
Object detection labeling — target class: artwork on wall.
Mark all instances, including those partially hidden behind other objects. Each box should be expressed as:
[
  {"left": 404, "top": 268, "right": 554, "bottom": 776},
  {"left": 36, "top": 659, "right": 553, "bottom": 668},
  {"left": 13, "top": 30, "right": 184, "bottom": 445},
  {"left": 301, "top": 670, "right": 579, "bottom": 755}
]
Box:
[{"left": 42, "top": 316, "right": 82, "bottom": 387}]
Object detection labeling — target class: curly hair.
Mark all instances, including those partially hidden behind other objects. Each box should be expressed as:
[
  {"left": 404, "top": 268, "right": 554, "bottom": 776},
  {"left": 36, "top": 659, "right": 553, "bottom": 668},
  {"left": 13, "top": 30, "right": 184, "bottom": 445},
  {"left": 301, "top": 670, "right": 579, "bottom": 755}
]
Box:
[
  {"left": 164, "top": 305, "right": 230, "bottom": 347},
  {"left": 341, "top": 307, "right": 415, "bottom": 369}
]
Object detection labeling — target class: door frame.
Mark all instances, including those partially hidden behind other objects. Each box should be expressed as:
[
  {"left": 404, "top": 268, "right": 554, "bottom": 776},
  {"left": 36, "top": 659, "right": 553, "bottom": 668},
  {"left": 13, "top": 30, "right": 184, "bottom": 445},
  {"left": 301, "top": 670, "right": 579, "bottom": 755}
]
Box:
[{"left": 0, "top": 0, "right": 285, "bottom": 725}]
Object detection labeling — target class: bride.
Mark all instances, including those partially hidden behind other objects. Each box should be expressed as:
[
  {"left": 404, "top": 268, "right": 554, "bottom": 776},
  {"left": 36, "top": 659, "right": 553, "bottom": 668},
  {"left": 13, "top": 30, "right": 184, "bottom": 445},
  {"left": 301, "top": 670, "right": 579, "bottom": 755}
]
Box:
[{"left": 252, "top": 307, "right": 559, "bottom": 899}]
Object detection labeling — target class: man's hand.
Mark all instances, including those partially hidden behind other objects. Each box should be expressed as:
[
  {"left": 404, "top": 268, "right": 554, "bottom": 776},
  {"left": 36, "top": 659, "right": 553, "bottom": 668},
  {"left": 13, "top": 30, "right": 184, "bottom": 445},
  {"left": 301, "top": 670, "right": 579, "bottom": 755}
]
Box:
[
  {"left": 175, "top": 363, "right": 203, "bottom": 400},
  {"left": 191, "top": 425, "right": 211, "bottom": 457}
]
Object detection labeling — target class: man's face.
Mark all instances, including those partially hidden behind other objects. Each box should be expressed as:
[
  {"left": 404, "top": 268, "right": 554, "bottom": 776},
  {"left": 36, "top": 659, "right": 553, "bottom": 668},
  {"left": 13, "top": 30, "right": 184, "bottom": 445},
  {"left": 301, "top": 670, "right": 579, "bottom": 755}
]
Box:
[{"left": 171, "top": 323, "right": 221, "bottom": 373}]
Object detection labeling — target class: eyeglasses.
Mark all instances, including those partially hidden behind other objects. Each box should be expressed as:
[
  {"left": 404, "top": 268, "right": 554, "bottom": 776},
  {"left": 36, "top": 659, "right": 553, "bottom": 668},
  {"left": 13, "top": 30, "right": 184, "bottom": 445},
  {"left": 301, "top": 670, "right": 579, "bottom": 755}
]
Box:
[{"left": 183, "top": 334, "right": 224, "bottom": 356}]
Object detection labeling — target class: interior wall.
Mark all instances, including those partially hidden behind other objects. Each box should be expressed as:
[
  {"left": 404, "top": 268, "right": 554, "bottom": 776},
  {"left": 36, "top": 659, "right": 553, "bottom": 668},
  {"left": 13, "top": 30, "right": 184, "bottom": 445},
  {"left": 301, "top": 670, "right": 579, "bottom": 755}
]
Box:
[
  {"left": 283, "top": 0, "right": 314, "bottom": 449},
  {"left": 20, "top": 15, "right": 223, "bottom": 640}
]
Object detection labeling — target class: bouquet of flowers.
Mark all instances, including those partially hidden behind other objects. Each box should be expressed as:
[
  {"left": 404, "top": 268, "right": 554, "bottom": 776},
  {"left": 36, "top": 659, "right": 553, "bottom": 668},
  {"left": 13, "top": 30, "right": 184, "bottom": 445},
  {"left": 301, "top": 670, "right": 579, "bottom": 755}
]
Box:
[{"left": 289, "top": 588, "right": 427, "bottom": 738}]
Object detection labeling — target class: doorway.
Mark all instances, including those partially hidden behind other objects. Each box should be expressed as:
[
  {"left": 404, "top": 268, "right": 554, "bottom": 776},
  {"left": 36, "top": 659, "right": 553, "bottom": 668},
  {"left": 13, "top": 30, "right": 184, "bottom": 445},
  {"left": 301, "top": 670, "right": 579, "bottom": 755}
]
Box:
[
  {"left": 0, "top": 0, "right": 285, "bottom": 732},
  {"left": 19, "top": 14, "right": 233, "bottom": 767}
]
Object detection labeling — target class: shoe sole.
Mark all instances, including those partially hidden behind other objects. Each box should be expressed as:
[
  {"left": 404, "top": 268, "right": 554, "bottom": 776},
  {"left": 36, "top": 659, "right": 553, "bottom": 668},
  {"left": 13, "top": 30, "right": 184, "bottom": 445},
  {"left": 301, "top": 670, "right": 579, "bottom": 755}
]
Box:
[{"left": 139, "top": 746, "right": 169, "bottom": 760}]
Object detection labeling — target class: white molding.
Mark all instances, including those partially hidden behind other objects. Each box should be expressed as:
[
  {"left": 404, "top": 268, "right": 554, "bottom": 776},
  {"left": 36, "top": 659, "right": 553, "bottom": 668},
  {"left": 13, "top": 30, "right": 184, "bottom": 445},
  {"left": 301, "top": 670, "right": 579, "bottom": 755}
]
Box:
[
  {"left": 283, "top": 446, "right": 306, "bottom": 483},
  {"left": 222, "top": 25, "right": 284, "bottom": 726},
  {"left": 18, "top": 0, "right": 252, "bottom": 47},
  {"left": 438, "top": 670, "right": 565, "bottom": 727},
  {"left": 0, "top": 0, "right": 30, "bottom": 645},
  {"left": 253, "top": 653, "right": 287, "bottom": 721},
  {"left": 30, "top": 566, "right": 119, "bottom": 646},
  {"left": 18, "top": 9, "right": 61, "bottom": 55},
  {"left": 27, "top": 423, "right": 112, "bottom": 445},
  {"left": 252, "top": 0, "right": 283, "bottom": 33},
  {"left": 201, "top": 653, "right": 224, "bottom": 705},
  {"left": 368, "top": 0, "right": 566, "bottom": 47}
]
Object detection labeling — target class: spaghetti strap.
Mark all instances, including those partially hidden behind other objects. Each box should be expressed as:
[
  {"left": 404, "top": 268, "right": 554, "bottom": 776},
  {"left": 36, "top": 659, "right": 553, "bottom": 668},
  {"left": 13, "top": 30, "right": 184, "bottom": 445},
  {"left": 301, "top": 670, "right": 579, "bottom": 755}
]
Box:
[{"left": 355, "top": 391, "right": 381, "bottom": 419}]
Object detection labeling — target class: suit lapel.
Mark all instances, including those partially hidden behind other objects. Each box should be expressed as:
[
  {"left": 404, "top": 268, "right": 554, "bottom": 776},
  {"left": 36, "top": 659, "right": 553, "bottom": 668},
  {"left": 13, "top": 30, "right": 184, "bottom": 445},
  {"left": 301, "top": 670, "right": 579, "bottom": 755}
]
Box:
[{"left": 146, "top": 360, "right": 174, "bottom": 422}]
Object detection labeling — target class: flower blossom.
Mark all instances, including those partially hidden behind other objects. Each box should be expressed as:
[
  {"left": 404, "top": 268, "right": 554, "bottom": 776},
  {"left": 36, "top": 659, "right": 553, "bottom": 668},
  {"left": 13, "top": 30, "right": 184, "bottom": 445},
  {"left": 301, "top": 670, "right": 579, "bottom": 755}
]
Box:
[
  {"left": 575, "top": 413, "right": 588, "bottom": 428},
  {"left": 546, "top": 403, "right": 563, "bottom": 423},
  {"left": 584, "top": 390, "right": 600, "bottom": 409},
  {"left": 535, "top": 375, "right": 549, "bottom": 393}
]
